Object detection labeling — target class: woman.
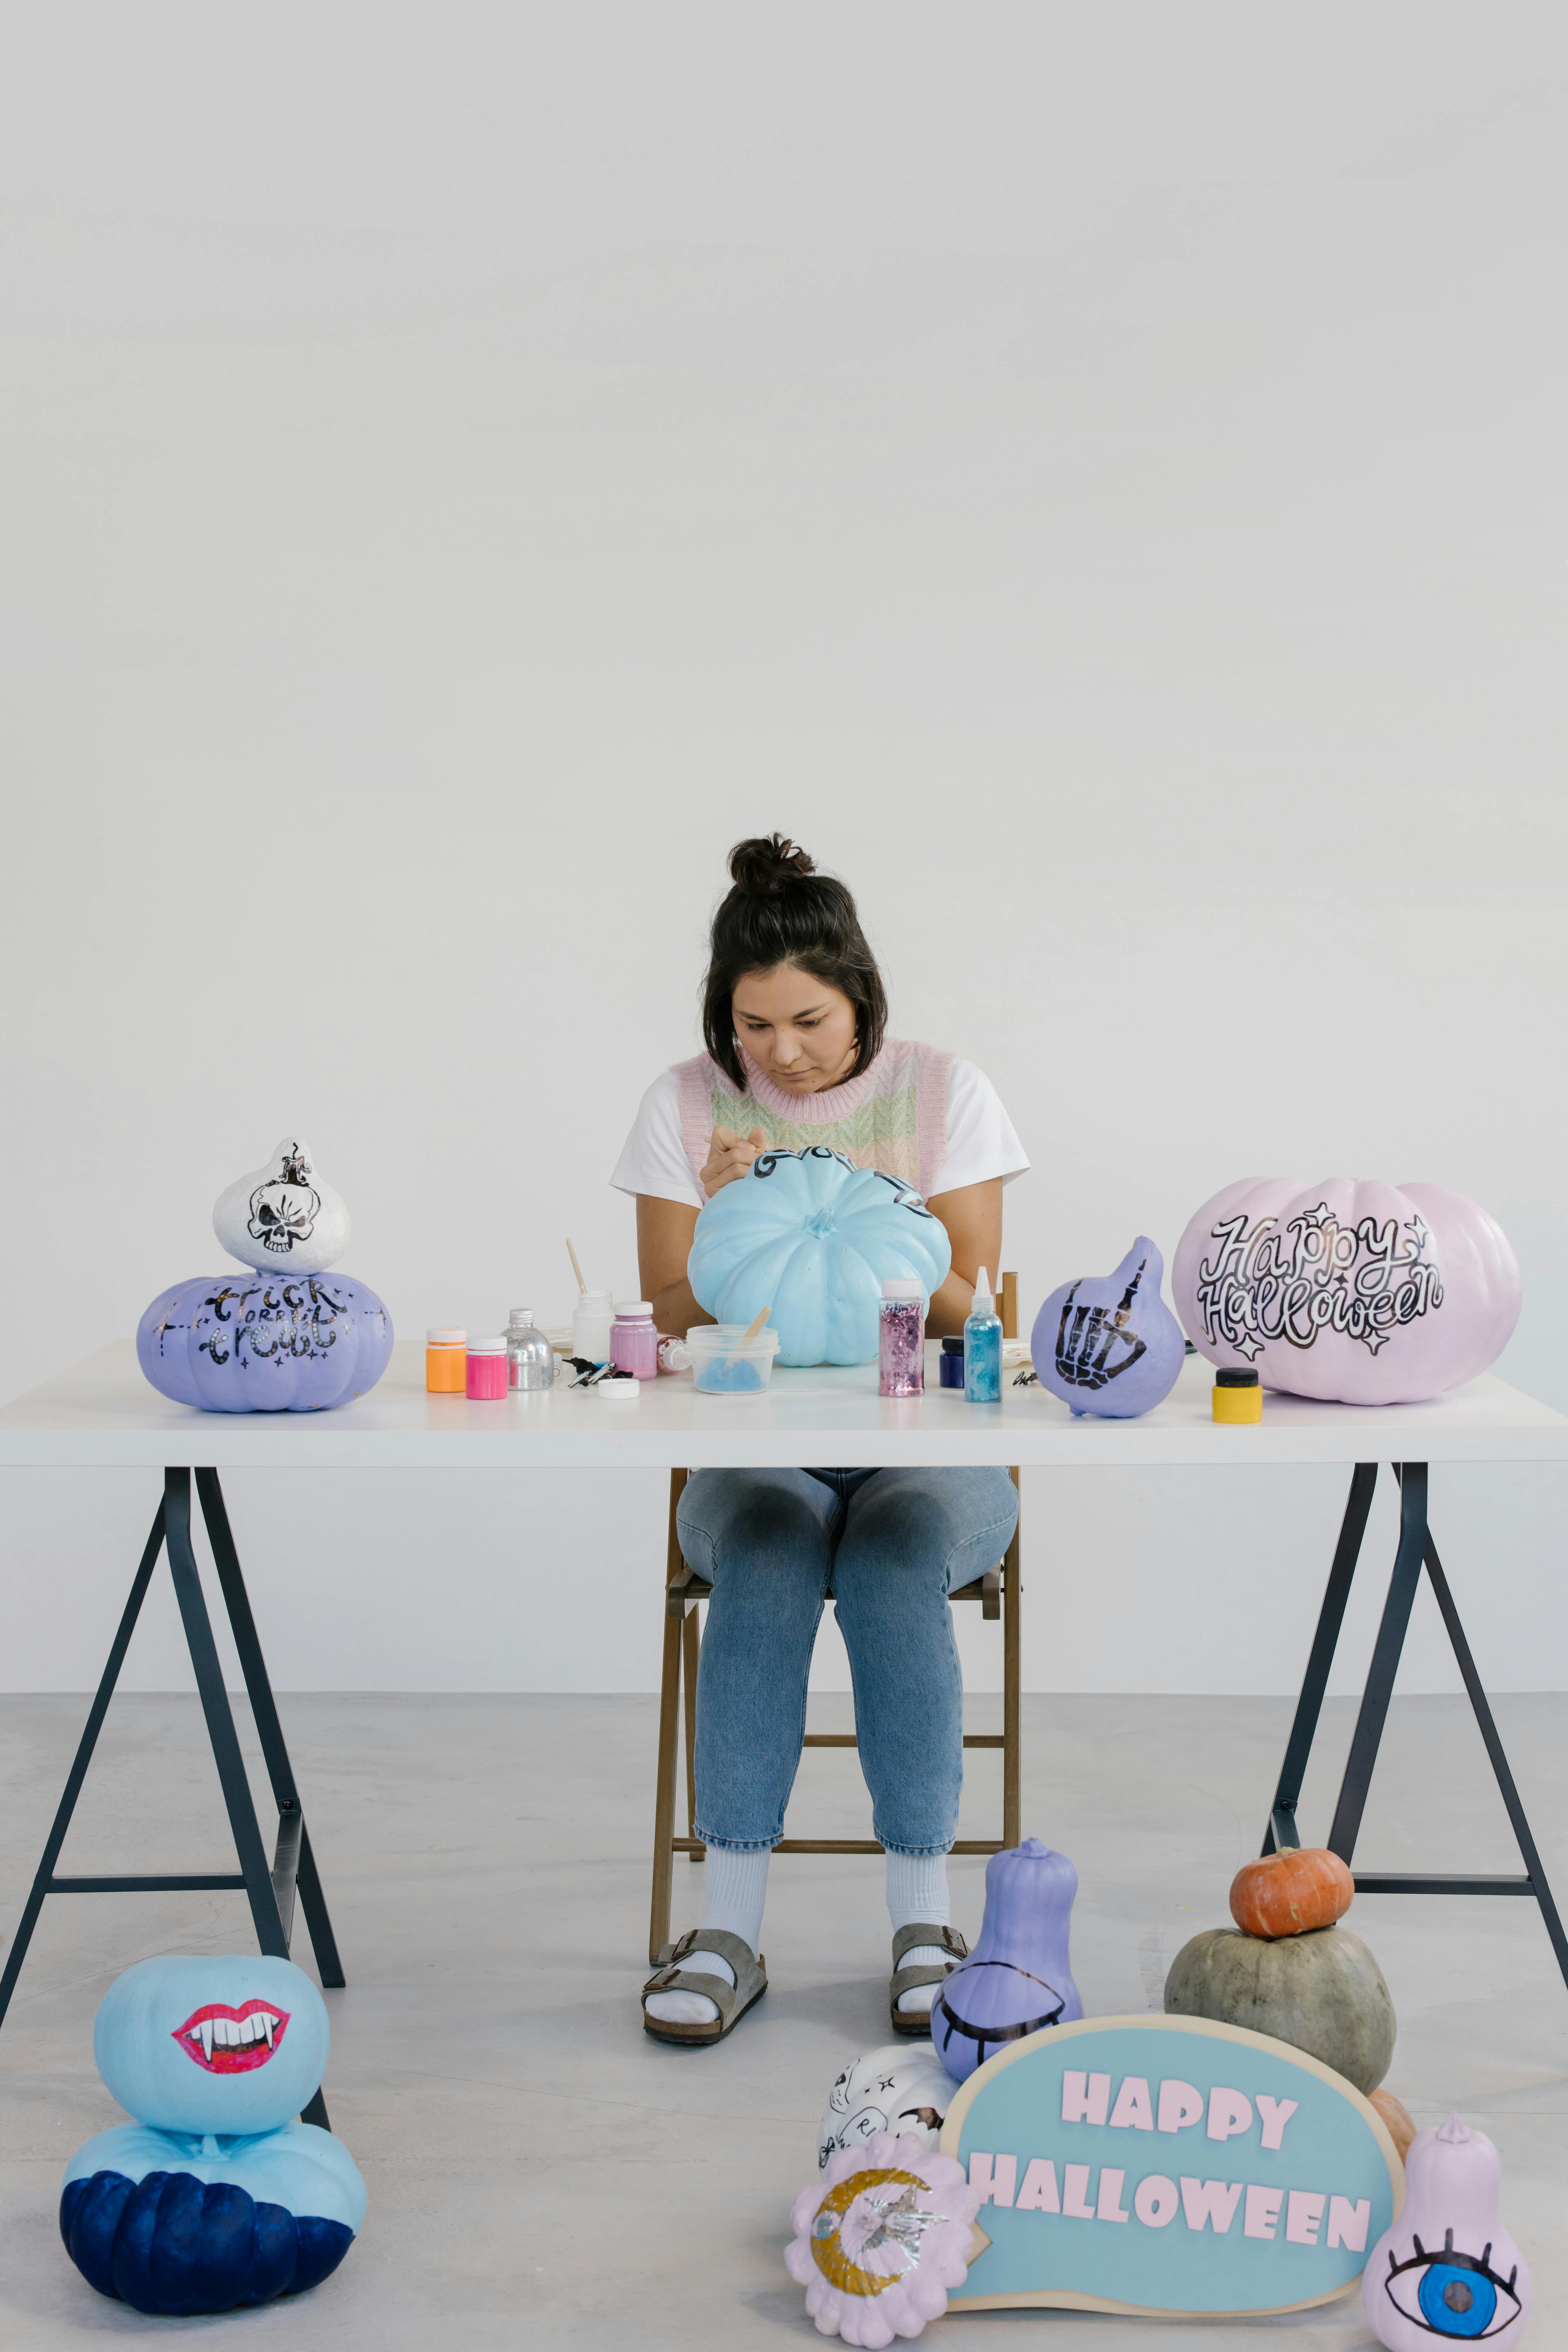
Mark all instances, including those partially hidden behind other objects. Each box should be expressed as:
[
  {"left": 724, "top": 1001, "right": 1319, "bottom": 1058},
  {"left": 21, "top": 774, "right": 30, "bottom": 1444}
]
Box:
[{"left": 611, "top": 836, "right": 1028, "bottom": 2045}]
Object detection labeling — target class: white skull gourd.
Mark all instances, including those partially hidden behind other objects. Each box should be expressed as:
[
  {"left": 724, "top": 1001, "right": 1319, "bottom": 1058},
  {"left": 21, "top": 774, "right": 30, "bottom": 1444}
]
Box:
[{"left": 213, "top": 1139, "right": 350, "bottom": 1276}]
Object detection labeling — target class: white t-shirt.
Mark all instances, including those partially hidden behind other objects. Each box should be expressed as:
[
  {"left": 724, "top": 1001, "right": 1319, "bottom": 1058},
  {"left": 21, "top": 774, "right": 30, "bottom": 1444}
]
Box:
[{"left": 611, "top": 1059, "right": 1029, "bottom": 1208}]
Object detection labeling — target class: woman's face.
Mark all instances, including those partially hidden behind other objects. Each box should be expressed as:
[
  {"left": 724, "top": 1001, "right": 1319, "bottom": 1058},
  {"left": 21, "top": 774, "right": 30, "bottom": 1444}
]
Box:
[{"left": 731, "top": 964, "right": 859, "bottom": 1092}]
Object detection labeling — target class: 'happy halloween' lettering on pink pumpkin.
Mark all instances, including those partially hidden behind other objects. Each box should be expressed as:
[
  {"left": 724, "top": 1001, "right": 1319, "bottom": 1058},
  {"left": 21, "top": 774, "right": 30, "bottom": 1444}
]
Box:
[{"left": 1193, "top": 1205, "right": 1442, "bottom": 1361}]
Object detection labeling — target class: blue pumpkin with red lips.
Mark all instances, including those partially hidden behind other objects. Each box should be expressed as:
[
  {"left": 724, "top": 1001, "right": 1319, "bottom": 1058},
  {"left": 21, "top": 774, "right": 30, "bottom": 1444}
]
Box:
[{"left": 60, "top": 1955, "right": 364, "bottom": 2316}]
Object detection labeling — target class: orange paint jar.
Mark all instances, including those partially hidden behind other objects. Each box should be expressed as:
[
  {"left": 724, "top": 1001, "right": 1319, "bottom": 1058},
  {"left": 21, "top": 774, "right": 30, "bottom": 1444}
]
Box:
[{"left": 426, "top": 1328, "right": 467, "bottom": 1392}]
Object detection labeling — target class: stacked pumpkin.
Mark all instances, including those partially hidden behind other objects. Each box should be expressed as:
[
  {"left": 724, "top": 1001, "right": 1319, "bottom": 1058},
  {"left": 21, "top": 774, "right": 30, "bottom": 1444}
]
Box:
[{"left": 1164, "top": 1847, "right": 1414, "bottom": 2156}]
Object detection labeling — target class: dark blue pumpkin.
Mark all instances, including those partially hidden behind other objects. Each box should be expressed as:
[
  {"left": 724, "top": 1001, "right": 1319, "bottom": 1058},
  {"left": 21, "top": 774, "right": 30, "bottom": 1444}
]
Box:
[
  {"left": 60, "top": 2170, "right": 352, "bottom": 2316},
  {"left": 933, "top": 1839, "right": 1084, "bottom": 2081},
  {"left": 138, "top": 1271, "right": 392, "bottom": 1412}
]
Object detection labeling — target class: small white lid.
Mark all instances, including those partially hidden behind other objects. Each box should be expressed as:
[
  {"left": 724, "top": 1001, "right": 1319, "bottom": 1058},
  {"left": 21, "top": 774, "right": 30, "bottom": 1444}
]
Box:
[
  {"left": 508, "top": 1308, "right": 535, "bottom": 1325},
  {"left": 614, "top": 1301, "right": 653, "bottom": 1317},
  {"left": 468, "top": 1334, "right": 507, "bottom": 1353},
  {"left": 881, "top": 1279, "right": 923, "bottom": 1300},
  {"left": 596, "top": 1376, "right": 642, "bottom": 1401},
  {"left": 577, "top": 1289, "right": 615, "bottom": 1307},
  {"left": 427, "top": 1327, "right": 466, "bottom": 1345},
  {"left": 971, "top": 1265, "right": 994, "bottom": 1313}
]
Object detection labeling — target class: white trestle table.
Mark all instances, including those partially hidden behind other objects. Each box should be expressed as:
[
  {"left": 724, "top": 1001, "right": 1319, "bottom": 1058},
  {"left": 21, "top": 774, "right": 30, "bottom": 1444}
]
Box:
[{"left": 4, "top": 1339, "right": 1567, "bottom": 2121}]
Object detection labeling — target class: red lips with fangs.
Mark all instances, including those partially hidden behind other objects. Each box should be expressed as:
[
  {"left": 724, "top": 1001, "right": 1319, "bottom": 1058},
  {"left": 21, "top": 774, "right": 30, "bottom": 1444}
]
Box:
[{"left": 172, "top": 2000, "right": 290, "bottom": 2072}]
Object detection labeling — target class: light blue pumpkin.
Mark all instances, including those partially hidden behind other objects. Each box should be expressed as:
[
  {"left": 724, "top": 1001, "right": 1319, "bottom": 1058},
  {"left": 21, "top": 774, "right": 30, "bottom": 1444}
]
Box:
[
  {"left": 94, "top": 1954, "right": 329, "bottom": 2136},
  {"left": 62, "top": 1955, "right": 363, "bottom": 2316},
  {"left": 137, "top": 1271, "right": 393, "bottom": 1413},
  {"left": 687, "top": 1147, "right": 952, "bottom": 1366}
]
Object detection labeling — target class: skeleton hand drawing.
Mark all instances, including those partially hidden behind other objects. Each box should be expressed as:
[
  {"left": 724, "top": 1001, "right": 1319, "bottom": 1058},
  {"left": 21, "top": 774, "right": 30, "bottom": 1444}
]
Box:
[{"left": 1053, "top": 1264, "right": 1149, "bottom": 1391}]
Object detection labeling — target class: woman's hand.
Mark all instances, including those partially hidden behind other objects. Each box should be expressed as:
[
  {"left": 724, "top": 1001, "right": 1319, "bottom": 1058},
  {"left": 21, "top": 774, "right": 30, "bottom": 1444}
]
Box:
[{"left": 700, "top": 1124, "right": 767, "bottom": 1194}]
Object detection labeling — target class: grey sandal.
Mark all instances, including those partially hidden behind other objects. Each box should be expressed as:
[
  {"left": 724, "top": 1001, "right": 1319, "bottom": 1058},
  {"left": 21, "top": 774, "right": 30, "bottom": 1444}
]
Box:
[
  {"left": 642, "top": 1927, "right": 768, "bottom": 2047},
  {"left": 890, "top": 1922, "right": 968, "bottom": 2036}
]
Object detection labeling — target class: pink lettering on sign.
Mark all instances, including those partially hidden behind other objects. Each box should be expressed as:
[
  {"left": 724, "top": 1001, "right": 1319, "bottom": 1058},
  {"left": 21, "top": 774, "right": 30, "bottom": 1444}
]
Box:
[
  {"left": 1156, "top": 2079, "right": 1204, "bottom": 2133},
  {"left": 1244, "top": 2185, "right": 1283, "bottom": 2241},
  {"left": 1180, "top": 2177, "right": 1244, "bottom": 2235},
  {"left": 1133, "top": 2174, "right": 1180, "bottom": 2228},
  {"left": 1286, "top": 2190, "right": 1326, "bottom": 2246},
  {"left": 1256, "top": 2095, "right": 1298, "bottom": 2151},
  {"left": 1207, "top": 2086, "right": 1253, "bottom": 2142},
  {"left": 968, "top": 2152, "right": 1017, "bottom": 2208},
  {"left": 1060, "top": 2071, "right": 1111, "bottom": 2127},
  {"left": 1108, "top": 2076, "right": 1154, "bottom": 2131},
  {"left": 1095, "top": 2169, "right": 1129, "bottom": 2224},
  {"left": 1061, "top": 2164, "right": 1096, "bottom": 2220},
  {"left": 1015, "top": 2160, "right": 1059, "bottom": 2213},
  {"left": 1326, "top": 2195, "right": 1370, "bottom": 2252}
]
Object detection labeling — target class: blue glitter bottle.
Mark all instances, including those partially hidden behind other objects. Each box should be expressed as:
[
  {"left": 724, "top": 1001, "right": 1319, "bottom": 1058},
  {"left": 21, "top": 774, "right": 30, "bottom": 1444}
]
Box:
[{"left": 964, "top": 1267, "right": 1002, "bottom": 1402}]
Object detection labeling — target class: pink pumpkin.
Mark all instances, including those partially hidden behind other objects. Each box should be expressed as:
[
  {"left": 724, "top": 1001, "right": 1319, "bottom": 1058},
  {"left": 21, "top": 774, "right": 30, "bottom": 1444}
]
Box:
[{"left": 1174, "top": 1178, "right": 1520, "bottom": 1406}]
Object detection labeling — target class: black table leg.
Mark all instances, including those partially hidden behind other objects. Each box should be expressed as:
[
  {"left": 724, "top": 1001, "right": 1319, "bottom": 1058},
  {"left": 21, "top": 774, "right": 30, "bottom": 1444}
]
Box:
[
  {"left": 1264, "top": 1463, "right": 1378, "bottom": 1856},
  {"left": 195, "top": 1468, "right": 344, "bottom": 1988},
  {"left": 0, "top": 1468, "right": 337, "bottom": 2126},
  {"left": 1260, "top": 1458, "right": 1568, "bottom": 1993}
]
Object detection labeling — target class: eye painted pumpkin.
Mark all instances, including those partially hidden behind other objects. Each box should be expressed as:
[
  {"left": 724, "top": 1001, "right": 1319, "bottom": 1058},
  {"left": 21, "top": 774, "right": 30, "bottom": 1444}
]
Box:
[
  {"left": 137, "top": 1270, "right": 393, "bottom": 1412},
  {"left": 1164, "top": 1922, "right": 1395, "bottom": 2095},
  {"left": 818, "top": 2044, "right": 955, "bottom": 2172},
  {"left": 786, "top": 2131, "right": 981, "bottom": 2343},
  {"left": 1230, "top": 1847, "right": 1356, "bottom": 1939},
  {"left": 62, "top": 1955, "right": 365, "bottom": 2316},
  {"left": 1028, "top": 1237, "right": 1186, "bottom": 1419},
  {"left": 213, "top": 1137, "right": 350, "bottom": 1275},
  {"left": 687, "top": 1147, "right": 952, "bottom": 1367},
  {"left": 1174, "top": 1178, "right": 1520, "bottom": 1405},
  {"left": 932, "top": 1839, "right": 1083, "bottom": 2084},
  {"left": 1363, "top": 2112, "right": 1531, "bottom": 2347}
]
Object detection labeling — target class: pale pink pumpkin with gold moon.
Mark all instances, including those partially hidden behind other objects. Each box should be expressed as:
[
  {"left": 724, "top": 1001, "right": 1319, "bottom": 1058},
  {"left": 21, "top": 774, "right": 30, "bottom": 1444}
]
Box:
[{"left": 1174, "top": 1178, "right": 1520, "bottom": 1405}]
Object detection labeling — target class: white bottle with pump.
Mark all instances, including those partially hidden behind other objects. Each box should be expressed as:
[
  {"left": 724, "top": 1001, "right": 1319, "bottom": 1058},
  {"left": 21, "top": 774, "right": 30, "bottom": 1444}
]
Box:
[{"left": 964, "top": 1266, "right": 1002, "bottom": 1402}]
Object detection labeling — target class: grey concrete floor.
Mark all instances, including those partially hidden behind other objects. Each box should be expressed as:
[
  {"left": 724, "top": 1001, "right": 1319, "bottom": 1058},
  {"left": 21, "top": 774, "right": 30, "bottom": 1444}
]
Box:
[{"left": 0, "top": 1689, "right": 1564, "bottom": 2347}]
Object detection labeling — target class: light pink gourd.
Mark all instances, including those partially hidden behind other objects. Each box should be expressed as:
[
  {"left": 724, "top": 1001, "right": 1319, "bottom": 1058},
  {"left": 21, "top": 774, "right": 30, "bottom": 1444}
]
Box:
[
  {"left": 1363, "top": 2111, "right": 1530, "bottom": 2346},
  {"left": 1174, "top": 1178, "right": 1520, "bottom": 1405}
]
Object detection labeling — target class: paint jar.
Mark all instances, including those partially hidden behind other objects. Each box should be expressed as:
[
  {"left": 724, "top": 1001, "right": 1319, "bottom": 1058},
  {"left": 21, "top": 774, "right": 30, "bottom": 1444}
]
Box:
[
  {"left": 596, "top": 1371, "right": 643, "bottom": 1404},
  {"left": 1213, "top": 1367, "right": 1262, "bottom": 1424},
  {"left": 938, "top": 1336, "right": 965, "bottom": 1389},
  {"left": 611, "top": 1300, "right": 660, "bottom": 1380},
  {"left": 505, "top": 1309, "right": 555, "bottom": 1392},
  {"left": 572, "top": 1288, "right": 615, "bottom": 1365},
  {"left": 426, "top": 1328, "right": 467, "bottom": 1393},
  {"left": 465, "top": 1336, "right": 509, "bottom": 1400},
  {"left": 879, "top": 1280, "right": 925, "bottom": 1398}
]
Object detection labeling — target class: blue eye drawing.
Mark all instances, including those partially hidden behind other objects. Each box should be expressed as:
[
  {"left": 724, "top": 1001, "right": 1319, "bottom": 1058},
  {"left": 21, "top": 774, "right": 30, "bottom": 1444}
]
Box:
[{"left": 1384, "top": 2231, "right": 1523, "bottom": 2339}]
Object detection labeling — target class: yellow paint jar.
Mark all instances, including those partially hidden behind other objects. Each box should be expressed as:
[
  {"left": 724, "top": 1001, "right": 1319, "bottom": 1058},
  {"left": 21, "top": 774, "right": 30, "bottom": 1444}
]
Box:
[
  {"left": 1213, "top": 1367, "right": 1262, "bottom": 1423},
  {"left": 426, "top": 1327, "right": 467, "bottom": 1393}
]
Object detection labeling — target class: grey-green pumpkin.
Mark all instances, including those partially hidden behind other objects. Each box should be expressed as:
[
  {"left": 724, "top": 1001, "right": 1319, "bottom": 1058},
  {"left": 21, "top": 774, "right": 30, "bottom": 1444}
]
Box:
[{"left": 1163, "top": 1923, "right": 1394, "bottom": 2094}]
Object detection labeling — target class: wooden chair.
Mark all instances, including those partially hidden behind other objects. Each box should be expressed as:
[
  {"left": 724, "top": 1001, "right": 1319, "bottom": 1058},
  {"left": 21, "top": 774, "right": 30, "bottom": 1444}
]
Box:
[{"left": 649, "top": 1273, "right": 1023, "bottom": 1961}]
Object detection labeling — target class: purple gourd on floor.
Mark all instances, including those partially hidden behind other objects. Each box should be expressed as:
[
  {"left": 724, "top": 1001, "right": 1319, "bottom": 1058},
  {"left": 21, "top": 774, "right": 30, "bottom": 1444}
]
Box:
[{"left": 932, "top": 1840, "right": 1084, "bottom": 2082}]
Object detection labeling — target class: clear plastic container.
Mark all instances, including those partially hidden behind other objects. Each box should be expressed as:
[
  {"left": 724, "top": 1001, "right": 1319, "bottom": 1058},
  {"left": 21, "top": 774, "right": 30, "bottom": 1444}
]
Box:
[
  {"left": 505, "top": 1308, "right": 555, "bottom": 1391},
  {"left": 688, "top": 1324, "right": 781, "bottom": 1395},
  {"left": 572, "top": 1288, "right": 615, "bottom": 1364}
]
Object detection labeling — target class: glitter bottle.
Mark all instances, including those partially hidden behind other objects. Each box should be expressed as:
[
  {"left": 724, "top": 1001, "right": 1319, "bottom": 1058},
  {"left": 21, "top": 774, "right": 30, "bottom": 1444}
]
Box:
[{"left": 879, "top": 1280, "right": 925, "bottom": 1398}]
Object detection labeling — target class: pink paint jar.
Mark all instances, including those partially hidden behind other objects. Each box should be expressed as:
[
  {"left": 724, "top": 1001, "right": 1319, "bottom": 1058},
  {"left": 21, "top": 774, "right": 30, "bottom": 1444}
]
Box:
[
  {"left": 465, "top": 1335, "right": 509, "bottom": 1400},
  {"left": 879, "top": 1280, "right": 925, "bottom": 1398},
  {"left": 611, "top": 1300, "right": 660, "bottom": 1380}
]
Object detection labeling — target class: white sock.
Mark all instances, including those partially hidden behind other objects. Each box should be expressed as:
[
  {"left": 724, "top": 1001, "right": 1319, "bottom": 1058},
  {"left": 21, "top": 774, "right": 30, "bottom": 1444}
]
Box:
[
  {"left": 888, "top": 1851, "right": 952, "bottom": 2016},
  {"left": 645, "top": 1846, "right": 769, "bottom": 2029}
]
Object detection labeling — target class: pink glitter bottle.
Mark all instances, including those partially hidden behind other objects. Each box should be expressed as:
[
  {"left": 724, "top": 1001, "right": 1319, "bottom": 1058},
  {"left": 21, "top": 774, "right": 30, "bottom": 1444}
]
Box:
[{"left": 879, "top": 1280, "right": 926, "bottom": 1397}]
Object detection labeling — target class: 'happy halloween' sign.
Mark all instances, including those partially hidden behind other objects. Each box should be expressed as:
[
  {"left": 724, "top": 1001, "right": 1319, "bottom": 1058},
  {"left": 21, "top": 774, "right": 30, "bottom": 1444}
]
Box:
[{"left": 942, "top": 2014, "right": 1403, "bottom": 2318}]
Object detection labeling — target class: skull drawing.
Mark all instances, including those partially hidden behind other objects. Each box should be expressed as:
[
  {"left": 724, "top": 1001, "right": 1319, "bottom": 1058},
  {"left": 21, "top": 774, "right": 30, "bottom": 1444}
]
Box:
[{"left": 247, "top": 1178, "right": 321, "bottom": 1256}]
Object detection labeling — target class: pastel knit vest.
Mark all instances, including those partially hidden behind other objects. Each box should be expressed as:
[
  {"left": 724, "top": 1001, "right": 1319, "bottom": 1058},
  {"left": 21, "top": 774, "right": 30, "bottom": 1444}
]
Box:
[{"left": 673, "top": 1039, "right": 953, "bottom": 1202}]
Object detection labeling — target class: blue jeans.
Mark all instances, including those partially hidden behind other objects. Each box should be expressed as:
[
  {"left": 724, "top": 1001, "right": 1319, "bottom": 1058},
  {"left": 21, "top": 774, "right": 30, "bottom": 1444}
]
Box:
[{"left": 675, "top": 1467, "right": 1018, "bottom": 1856}]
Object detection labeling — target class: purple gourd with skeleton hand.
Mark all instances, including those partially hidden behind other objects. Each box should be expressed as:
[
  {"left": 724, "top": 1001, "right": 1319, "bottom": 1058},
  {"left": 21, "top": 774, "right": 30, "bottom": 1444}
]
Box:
[{"left": 1029, "top": 1236, "right": 1186, "bottom": 1419}]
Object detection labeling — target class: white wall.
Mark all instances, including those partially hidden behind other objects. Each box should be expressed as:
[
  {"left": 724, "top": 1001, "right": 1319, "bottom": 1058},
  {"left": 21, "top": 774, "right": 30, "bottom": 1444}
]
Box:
[{"left": 3, "top": 5, "right": 1566, "bottom": 1696}]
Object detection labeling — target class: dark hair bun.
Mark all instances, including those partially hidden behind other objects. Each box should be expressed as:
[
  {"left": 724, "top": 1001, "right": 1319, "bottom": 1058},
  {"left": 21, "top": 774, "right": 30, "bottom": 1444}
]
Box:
[{"left": 727, "top": 834, "right": 817, "bottom": 893}]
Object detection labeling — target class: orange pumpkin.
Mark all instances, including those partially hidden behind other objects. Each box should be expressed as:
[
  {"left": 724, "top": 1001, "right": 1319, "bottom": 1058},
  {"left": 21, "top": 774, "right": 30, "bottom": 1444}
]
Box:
[
  {"left": 1370, "top": 2088, "right": 1417, "bottom": 2163},
  {"left": 1228, "top": 1847, "right": 1354, "bottom": 1939}
]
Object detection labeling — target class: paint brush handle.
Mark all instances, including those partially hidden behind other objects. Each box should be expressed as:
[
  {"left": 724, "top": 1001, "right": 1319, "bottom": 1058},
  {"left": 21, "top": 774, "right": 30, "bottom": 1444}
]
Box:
[{"left": 566, "top": 1239, "right": 587, "bottom": 1294}]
